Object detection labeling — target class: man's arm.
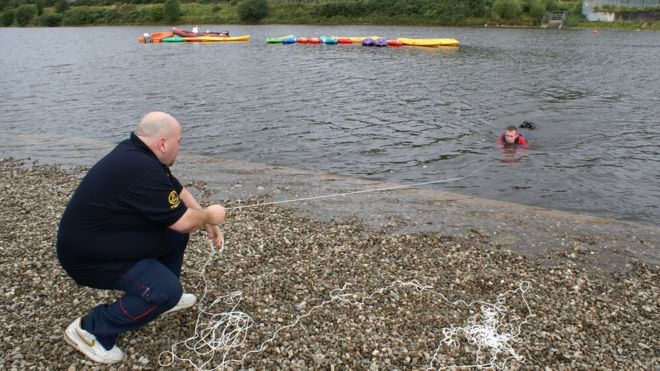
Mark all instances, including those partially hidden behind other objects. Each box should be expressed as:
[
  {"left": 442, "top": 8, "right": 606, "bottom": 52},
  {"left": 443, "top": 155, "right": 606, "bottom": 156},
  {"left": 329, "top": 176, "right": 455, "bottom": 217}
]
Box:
[
  {"left": 179, "top": 187, "right": 204, "bottom": 210},
  {"left": 169, "top": 188, "right": 225, "bottom": 245}
]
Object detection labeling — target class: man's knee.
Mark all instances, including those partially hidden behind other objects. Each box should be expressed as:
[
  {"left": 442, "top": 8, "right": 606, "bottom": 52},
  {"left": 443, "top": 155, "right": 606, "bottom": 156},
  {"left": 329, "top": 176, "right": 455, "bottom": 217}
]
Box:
[
  {"left": 158, "top": 277, "right": 183, "bottom": 310},
  {"left": 121, "top": 258, "right": 182, "bottom": 308}
]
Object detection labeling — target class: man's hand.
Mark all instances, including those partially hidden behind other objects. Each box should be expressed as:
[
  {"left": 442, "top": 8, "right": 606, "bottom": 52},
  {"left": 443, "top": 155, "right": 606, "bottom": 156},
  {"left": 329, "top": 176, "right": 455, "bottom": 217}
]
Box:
[
  {"left": 205, "top": 224, "right": 223, "bottom": 248},
  {"left": 170, "top": 204, "right": 226, "bottom": 234},
  {"left": 205, "top": 204, "right": 226, "bottom": 225}
]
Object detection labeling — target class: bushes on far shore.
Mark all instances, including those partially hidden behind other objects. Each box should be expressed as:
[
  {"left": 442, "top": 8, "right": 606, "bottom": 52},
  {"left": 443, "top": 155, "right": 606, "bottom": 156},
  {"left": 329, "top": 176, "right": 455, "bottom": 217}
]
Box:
[
  {"left": 0, "top": 0, "right": 657, "bottom": 29},
  {"left": 15, "top": 4, "right": 36, "bottom": 26},
  {"left": 237, "top": 0, "right": 268, "bottom": 23},
  {"left": 40, "top": 13, "right": 62, "bottom": 26},
  {"left": 2, "top": 8, "right": 14, "bottom": 26},
  {"left": 313, "top": 0, "right": 484, "bottom": 24},
  {"left": 163, "top": 0, "right": 180, "bottom": 22},
  {"left": 491, "top": 0, "right": 523, "bottom": 20}
]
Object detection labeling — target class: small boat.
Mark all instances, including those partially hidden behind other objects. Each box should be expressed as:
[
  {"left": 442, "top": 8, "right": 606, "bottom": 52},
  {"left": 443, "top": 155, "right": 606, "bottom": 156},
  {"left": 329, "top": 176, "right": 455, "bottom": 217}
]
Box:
[
  {"left": 185, "top": 35, "right": 249, "bottom": 42},
  {"left": 397, "top": 37, "right": 460, "bottom": 47},
  {"left": 337, "top": 38, "right": 352, "bottom": 44},
  {"left": 308, "top": 37, "right": 321, "bottom": 44},
  {"left": 162, "top": 35, "right": 186, "bottom": 42},
  {"left": 266, "top": 35, "right": 294, "bottom": 44},
  {"left": 320, "top": 36, "right": 337, "bottom": 45},
  {"left": 362, "top": 37, "right": 375, "bottom": 47},
  {"left": 374, "top": 37, "right": 388, "bottom": 47},
  {"left": 387, "top": 39, "right": 403, "bottom": 46},
  {"left": 297, "top": 37, "right": 309, "bottom": 43},
  {"left": 162, "top": 35, "right": 250, "bottom": 42},
  {"left": 172, "top": 27, "right": 199, "bottom": 37}
]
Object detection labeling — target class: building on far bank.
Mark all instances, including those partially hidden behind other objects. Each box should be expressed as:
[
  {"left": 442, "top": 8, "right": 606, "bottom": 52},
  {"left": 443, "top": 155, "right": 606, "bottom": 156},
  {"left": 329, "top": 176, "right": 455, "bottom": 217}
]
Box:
[{"left": 583, "top": 0, "right": 660, "bottom": 22}]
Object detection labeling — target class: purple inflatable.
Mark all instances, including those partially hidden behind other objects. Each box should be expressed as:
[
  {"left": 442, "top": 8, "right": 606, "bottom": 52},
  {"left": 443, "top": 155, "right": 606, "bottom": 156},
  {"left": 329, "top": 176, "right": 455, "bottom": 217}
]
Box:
[{"left": 362, "top": 37, "right": 375, "bottom": 47}]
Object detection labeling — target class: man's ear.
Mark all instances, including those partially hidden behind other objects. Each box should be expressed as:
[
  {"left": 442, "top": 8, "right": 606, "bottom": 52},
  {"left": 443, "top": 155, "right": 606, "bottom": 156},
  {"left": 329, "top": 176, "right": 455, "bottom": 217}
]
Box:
[{"left": 157, "top": 137, "right": 167, "bottom": 152}]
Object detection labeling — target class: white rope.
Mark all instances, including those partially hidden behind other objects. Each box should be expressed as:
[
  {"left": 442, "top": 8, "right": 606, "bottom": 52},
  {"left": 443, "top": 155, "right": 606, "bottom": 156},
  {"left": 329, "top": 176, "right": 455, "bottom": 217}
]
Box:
[
  {"left": 159, "top": 163, "right": 533, "bottom": 369},
  {"left": 431, "top": 281, "right": 532, "bottom": 369},
  {"left": 226, "top": 164, "right": 489, "bottom": 210},
  {"left": 160, "top": 245, "right": 532, "bottom": 370}
]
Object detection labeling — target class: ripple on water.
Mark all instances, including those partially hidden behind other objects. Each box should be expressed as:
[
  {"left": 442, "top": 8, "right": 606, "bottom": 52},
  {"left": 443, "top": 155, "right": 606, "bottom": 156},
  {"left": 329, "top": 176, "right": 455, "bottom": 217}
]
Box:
[{"left": 0, "top": 26, "right": 658, "bottom": 225}]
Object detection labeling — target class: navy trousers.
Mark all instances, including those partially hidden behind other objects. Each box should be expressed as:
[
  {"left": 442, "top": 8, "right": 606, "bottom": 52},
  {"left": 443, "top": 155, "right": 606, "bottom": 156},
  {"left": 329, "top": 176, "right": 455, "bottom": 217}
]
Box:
[{"left": 81, "top": 230, "right": 189, "bottom": 350}]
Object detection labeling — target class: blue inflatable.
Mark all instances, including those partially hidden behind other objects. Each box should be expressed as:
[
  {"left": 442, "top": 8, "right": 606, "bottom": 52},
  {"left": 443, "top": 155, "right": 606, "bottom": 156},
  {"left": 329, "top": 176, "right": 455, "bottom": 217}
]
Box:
[
  {"left": 320, "top": 36, "right": 338, "bottom": 45},
  {"left": 374, "top": 37, "right": 388, "bottom": 47},
  {"left": 362, "top": 37, "right": 375, "bottom": 47}
]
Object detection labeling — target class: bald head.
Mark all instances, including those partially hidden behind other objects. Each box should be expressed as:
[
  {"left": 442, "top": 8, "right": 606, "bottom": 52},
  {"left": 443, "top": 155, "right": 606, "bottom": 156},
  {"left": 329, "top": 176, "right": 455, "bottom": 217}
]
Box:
[
  {"left": 135, "top": 112, "right": 180, "bottom": 142},
  {"left": 135, "top": 112, "right": 182, "bottom": 166}
]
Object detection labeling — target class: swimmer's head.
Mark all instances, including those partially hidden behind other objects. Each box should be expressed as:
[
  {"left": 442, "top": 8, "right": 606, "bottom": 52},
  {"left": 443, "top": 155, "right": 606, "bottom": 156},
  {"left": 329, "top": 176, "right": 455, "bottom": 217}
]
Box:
[{"left": 503, "top": 125, "right": 519, "bottom": 144}]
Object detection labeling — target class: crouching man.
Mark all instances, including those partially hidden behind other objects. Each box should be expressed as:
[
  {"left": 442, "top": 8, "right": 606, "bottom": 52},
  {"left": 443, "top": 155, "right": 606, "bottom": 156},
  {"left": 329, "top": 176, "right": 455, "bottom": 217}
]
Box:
[{"left": 57, "top": 112, "right": 225, "bottom": 364}]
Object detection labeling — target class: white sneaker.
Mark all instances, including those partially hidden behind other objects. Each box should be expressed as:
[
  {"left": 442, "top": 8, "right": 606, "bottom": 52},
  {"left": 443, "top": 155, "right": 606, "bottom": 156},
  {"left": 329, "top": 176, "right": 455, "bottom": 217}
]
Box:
[
  {"left": 163, "top": 293, "right": 197, "bottom": 314},
  {"left": 63, "top": 317, "right": 124, "bottom": 364}
]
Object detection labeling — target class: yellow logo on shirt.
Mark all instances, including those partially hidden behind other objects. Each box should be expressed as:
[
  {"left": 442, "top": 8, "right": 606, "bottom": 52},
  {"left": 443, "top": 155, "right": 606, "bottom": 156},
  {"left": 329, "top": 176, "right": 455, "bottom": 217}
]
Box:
[{"left": 168, "top": 191, "right": 180, "bottom": 209}]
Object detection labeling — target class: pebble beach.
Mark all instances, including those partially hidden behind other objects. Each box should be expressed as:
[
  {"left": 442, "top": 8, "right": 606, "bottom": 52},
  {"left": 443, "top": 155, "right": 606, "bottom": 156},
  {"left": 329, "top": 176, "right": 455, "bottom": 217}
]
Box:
[{"left": 0, "top": 158, "right": 657, "bottom": 370}]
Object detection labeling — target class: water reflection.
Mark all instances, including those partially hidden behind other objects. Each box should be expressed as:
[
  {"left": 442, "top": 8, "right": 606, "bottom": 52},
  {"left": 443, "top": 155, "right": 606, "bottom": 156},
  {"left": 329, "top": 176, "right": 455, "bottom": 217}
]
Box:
[{"left": 499, "top": 145, "right": 528, "bottom": 164}]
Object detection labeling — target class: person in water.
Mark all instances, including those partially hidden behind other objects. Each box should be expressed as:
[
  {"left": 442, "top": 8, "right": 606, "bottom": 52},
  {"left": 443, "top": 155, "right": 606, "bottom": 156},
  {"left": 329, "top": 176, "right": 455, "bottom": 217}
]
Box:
[
  {"left": 497, "top": 125, "right": 529, "bottom": 164},
  {"left": 498, "top": 126, "right": 528, "bottom": 146}
]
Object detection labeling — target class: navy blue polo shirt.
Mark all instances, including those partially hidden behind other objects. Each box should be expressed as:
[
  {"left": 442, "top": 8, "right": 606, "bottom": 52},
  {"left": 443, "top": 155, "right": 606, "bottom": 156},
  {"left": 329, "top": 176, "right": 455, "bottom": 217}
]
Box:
[{"left": 57, "top": 133, "right": 187, "bottom": 286}]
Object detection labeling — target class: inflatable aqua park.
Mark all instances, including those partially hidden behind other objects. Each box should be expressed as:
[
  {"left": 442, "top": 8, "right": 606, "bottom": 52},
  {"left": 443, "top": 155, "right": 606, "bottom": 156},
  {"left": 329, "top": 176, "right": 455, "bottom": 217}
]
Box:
[{"left": 266, "top": 35, "right": 459, "bottom": 47}]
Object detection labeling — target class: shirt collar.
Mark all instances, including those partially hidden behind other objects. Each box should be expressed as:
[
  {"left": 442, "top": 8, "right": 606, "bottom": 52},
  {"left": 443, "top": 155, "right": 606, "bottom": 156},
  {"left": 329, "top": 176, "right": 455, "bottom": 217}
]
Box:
[{"left": 130, "top": 132, "right": 159, "bottom": 161}]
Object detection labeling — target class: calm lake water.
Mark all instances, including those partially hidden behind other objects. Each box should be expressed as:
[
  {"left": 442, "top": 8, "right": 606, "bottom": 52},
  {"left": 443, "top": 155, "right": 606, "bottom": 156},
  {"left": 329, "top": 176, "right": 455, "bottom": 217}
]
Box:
[{"left": 1, "top": 25, "right": 658, "bottom": 225}]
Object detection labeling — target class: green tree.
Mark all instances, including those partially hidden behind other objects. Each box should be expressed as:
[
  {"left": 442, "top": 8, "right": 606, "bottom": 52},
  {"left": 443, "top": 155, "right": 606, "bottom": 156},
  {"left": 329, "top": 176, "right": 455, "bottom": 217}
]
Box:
[
  {"left": 237, "top": 0, "right": 268, "bottom": 23},
  {"left": 35, "top": 0, "right": 44, "bottom": 15},
  {"left": 40, "top": 12, "right": 62, "bottom": 25},
  {"left": 54, "top": 0, "right": 68, "bottom": 13},
  {"left": 2, "top": 8, "right": 14, "bottom": 25},
  {"left": 491, "top": 0, "right": 522, "bottom": 20},
  {"left": 15, "top": 4, "right": 36, "bottom": 25},
  {"left": 527, "top": 0, "right": 546, "bottom": 19},
  {"left": 149, "top": 3, "right": 163, "bottom": 22},
  {"left": 162, "top": 0, "right": 179, "bottom": 22},
  {"left": 572, "top": 0, "right": 582, "bottom": 13},
  {"left": 466, "top": 0, "right": 491, "bottom": 17},
  {"left": 545, "top": 0, "right": 558, "bottom": 11},
  {"left": 423, "top": 0, "right": 471, "bottom": 23}
]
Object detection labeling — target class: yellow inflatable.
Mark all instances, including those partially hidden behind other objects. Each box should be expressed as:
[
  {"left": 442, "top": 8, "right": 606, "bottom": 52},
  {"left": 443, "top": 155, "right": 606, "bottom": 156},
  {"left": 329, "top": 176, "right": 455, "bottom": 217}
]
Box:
[
  {"left": 397, "top": 38, "right": 460, "bottom": 47},
  {"left": 185, "top": 35, "right": 251, "bottom": 42}
]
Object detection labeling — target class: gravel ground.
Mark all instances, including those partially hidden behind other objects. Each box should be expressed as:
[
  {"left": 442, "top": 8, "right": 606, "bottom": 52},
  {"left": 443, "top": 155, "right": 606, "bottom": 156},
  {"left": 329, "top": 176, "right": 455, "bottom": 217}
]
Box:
[{"left": 0, "top": 158, "right": 657, "bottom": 370}]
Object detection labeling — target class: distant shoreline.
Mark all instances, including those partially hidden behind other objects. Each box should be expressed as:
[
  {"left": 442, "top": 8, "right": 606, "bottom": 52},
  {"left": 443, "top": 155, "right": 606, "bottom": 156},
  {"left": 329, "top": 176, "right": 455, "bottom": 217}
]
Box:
[{"left": 3, "top": 0, "right": 660, "bottom": 31}]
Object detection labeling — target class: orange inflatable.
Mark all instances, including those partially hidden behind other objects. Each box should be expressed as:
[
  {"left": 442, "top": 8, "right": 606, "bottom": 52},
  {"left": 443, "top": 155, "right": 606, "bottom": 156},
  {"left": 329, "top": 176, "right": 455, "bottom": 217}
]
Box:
[
  {"left": 151, "top": 31, "right": 174, "bottom": 43},
  {"left": 138, "top": 31, "right": 174, "bottom": 43}
]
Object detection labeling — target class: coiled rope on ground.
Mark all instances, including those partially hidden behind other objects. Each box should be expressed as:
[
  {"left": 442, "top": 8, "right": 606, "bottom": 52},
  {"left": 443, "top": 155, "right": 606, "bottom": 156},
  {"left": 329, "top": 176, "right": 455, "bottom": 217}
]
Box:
[{"left": 159, "top": 164, "right": 533, "bottom": 370}]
